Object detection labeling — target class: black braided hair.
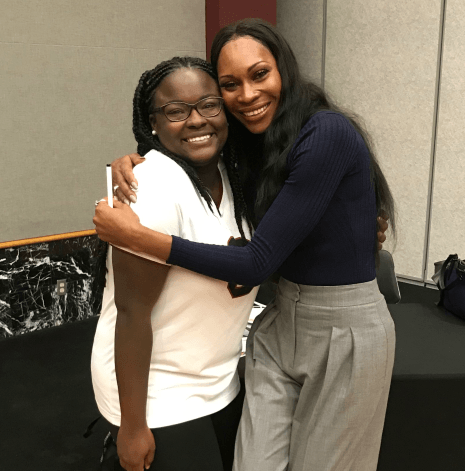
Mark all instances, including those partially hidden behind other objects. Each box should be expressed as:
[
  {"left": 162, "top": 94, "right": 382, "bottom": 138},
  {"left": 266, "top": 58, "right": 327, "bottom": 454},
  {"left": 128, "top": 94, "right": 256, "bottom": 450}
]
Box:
[
  {"left": 222, "top": 139, "right": 254, "bottom": 239},
  {"left": 132, "top": 56, "right": 253, "bottom": 240},
  {"left": 94, "top": 57, "right": 254, "bottom": 298}
]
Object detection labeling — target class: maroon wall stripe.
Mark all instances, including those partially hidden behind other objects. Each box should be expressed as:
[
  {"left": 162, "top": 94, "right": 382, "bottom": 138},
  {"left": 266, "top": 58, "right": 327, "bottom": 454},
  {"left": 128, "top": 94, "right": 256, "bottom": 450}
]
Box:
[{"left": 205, "top": 0, "right": 277, "bottom": 60}]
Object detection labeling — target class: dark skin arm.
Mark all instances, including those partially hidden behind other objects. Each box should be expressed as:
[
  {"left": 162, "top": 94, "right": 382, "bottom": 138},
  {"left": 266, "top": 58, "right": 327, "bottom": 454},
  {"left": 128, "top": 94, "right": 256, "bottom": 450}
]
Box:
[
  {"left": 112, "top": 247, "right": 170, "bottom": 471},
  {"left": 109, "top": 153, "right": 390, "bottom": 250}
]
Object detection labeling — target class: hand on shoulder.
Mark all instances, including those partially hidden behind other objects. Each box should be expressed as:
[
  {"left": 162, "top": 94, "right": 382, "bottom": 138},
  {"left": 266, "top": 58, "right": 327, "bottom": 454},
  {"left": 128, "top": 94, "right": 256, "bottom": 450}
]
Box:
[{"left": 112, "top": 153, "right": 145, "bottom": 205}]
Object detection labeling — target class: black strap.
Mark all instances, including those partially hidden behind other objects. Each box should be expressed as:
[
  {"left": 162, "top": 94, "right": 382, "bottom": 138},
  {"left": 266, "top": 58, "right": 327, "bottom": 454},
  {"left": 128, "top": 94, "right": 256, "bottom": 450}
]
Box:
[
  {"left": 436, "top": 254, "right": 456, "bottom": 306},
  {"left": 437, "top": 254, "right": 459, "bottom": 290},
  {"left": 83, "top": 415, "right": 102, "bottom": 438}
]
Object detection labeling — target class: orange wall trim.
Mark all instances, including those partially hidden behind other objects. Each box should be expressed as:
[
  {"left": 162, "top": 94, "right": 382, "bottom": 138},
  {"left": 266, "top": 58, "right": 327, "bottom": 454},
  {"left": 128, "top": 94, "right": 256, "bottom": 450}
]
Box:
[{"left": 0, "top": 229, "right": 97, "bottom": 249}]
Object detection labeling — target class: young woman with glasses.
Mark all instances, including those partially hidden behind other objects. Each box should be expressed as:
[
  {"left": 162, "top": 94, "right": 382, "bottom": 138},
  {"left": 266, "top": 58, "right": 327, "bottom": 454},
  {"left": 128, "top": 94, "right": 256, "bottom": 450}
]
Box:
[
  {"left": 94, "top": 19, "right": 394, "bottom": 471},
  {"left": 91, "top": 56, "right": 260, "bottom": 471}
]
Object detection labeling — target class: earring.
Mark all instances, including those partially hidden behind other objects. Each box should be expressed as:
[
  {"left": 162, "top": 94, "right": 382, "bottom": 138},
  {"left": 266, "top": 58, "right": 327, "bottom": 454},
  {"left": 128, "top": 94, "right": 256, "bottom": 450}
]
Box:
[{"left": 152, "top": 130, "right": 157, "bottom": 135}]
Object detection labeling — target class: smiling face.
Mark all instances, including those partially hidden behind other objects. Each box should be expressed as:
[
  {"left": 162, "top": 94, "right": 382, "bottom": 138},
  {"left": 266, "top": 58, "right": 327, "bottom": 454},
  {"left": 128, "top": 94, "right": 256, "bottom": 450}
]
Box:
[
  {"left": 217, "top": 36, "right": 282, "bottom": 134},
  {"left": 149, "top": 68, "right": 228, "bottom": 169}
]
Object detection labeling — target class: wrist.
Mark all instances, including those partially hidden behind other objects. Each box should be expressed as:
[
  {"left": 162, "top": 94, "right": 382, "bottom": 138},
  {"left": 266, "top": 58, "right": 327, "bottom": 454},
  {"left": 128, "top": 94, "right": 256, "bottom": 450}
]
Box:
[
  {"left": 120, "top": 417, "right": 148, "bottom": 434},
  {"left": 130, "top": 222, "right": 148, "bottom": 253},
  {"left": 126, "top": 224, "right": 173, "bottom": 262}
]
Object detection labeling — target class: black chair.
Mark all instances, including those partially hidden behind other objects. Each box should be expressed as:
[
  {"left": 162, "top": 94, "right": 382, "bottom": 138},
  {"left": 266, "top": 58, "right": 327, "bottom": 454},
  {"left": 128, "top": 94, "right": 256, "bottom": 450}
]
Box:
[{"left": 376, "top": 249, "right": 401, "bottom": 304}]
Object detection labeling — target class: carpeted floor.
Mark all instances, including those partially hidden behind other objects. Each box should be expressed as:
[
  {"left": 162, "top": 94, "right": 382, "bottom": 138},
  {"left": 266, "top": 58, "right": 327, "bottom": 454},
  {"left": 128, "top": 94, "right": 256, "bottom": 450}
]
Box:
[{"left": 0, "top": 282, "right": 440, "bottom": 470}]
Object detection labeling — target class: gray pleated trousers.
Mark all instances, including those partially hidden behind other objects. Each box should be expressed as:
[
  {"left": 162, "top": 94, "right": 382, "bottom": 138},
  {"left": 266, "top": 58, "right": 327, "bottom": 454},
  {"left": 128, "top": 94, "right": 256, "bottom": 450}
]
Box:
[{"left": 233, "top": 277, "right": 395, "bottom": 471}]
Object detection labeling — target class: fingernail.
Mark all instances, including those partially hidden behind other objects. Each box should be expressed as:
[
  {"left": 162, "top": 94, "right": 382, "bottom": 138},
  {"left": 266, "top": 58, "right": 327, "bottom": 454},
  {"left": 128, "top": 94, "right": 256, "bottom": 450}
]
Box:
[
  {"left": 129, "top": 195, "right": 137, "bottom": 204},
  {"left": 123, "top": 198, "right": 130, "bottom": 205},
  {"left": 114, "top": 195, "right": 119, "bottom": 201},
  {"left": 131, "top": 182, "right": 138, "bottom": 190}
]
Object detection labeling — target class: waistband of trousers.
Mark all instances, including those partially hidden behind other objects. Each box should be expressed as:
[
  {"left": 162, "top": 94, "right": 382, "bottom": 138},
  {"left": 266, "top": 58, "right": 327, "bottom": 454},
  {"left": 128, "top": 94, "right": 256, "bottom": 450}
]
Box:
[{"left": 277, "top": 277, "right": 384, "bottom": 307}]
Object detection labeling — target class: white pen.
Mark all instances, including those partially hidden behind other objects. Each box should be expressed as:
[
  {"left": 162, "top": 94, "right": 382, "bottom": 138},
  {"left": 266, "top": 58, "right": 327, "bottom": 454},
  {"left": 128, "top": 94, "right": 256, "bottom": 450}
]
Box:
[{"left": 106, "top": 164, "right": 113, "bottom": 208}]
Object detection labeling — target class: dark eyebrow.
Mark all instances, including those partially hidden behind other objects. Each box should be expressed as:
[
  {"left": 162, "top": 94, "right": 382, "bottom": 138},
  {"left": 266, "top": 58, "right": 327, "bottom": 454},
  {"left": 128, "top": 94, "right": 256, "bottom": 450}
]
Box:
[
  {"left": 219, "top": 61, "right": 269, "bottom": 80},
  {"left": 163, "top": 94, "right": 219, "bottom": 105},
  {"left": 197, "top": 93, "right": 218, "bottom": 101}
]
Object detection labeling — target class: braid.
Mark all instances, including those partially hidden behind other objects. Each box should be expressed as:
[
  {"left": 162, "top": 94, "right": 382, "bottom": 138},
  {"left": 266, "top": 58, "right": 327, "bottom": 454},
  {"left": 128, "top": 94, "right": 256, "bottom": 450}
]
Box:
[
  {"left": 222, "top": 139, "right": 255, "bottom": 240},
  {"left": 133, "top": 70, "right": 154, "bottom": 156},
  {"left": 132, "top": 57, "right": 219, "bottom": 212}
]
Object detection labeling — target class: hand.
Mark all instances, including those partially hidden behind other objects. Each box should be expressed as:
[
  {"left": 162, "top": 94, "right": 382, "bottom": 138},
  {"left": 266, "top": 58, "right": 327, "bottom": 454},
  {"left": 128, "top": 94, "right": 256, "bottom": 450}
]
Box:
[
  {"left": 112, "top": 153, "right": 145, "bottom": 205},
  {"left": 93, "top": 198, "right": 142, "bottom": 249},
  {"left": 117, "top": 425, "right": 155, "bottom": 471},
  {"left": 377, "top": 213, "right": 389, "bottom": 251}
]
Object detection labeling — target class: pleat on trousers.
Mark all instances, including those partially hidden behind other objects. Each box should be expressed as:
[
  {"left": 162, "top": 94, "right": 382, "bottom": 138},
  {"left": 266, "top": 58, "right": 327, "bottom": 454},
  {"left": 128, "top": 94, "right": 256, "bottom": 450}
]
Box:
[{"left": 233, "top": 277, "right": 395, "bottom": 471}]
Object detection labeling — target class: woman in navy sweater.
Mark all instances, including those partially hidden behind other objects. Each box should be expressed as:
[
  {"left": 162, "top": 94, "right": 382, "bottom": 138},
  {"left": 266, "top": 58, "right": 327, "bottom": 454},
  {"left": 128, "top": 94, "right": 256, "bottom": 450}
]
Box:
[{"left": 95, "top": 19, "right": 395, "bottom": 471}]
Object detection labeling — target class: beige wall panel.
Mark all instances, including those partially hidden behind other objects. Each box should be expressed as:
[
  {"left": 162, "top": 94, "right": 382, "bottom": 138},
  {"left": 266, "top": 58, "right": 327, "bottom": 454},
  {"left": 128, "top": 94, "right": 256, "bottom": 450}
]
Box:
[
  {"left": 0, "top": 43, "right": 205, "bottom": 241},
  {"left": 277, "top": 0, "right": 324, "bottom": 85},
  {"left": 426, "top": 0, "right": 465, "bottom": 279},
  {"left": 1, "top": 0, "right": 205, "bottom": 51},
  {"left": 325, "top": 0, "right": 442, "bottom": 279}
]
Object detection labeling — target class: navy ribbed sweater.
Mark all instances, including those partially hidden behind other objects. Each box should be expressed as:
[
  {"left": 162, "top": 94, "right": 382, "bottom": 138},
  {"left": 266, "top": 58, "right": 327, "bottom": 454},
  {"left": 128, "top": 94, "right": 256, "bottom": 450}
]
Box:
[{"left": 167, "top": 111, "right": 378, "bottom": 287}]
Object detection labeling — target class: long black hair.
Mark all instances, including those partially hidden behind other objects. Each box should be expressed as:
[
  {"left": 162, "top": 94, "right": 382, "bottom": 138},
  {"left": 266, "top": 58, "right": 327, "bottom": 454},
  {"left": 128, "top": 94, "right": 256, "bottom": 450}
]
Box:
[
  {"left": 133, "top": 56, "right": 252, "bottom": 239},
  {"left": 211, "top": 18, "right": 396, "bottom": 252}
]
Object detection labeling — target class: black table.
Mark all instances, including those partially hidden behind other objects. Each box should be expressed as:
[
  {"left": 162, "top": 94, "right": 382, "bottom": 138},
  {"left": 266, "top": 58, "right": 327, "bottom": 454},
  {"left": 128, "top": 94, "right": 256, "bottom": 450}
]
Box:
[{"left": 377, "top": 303, "right": 465, "bottom": 471}]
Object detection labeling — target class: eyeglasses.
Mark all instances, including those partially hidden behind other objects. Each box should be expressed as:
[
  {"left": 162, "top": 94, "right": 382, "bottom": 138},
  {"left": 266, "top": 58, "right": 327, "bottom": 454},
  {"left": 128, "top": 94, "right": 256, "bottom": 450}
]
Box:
[{"left": 153, "top": 97, "right": 224, "bottom": 122}]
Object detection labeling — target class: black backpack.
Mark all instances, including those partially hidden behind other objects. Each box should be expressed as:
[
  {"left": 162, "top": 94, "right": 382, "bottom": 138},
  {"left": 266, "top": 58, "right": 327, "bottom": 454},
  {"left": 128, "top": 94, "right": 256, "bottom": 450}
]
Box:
[{"left": 433, "top": 254, "right": 465, "bottom": 321}]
